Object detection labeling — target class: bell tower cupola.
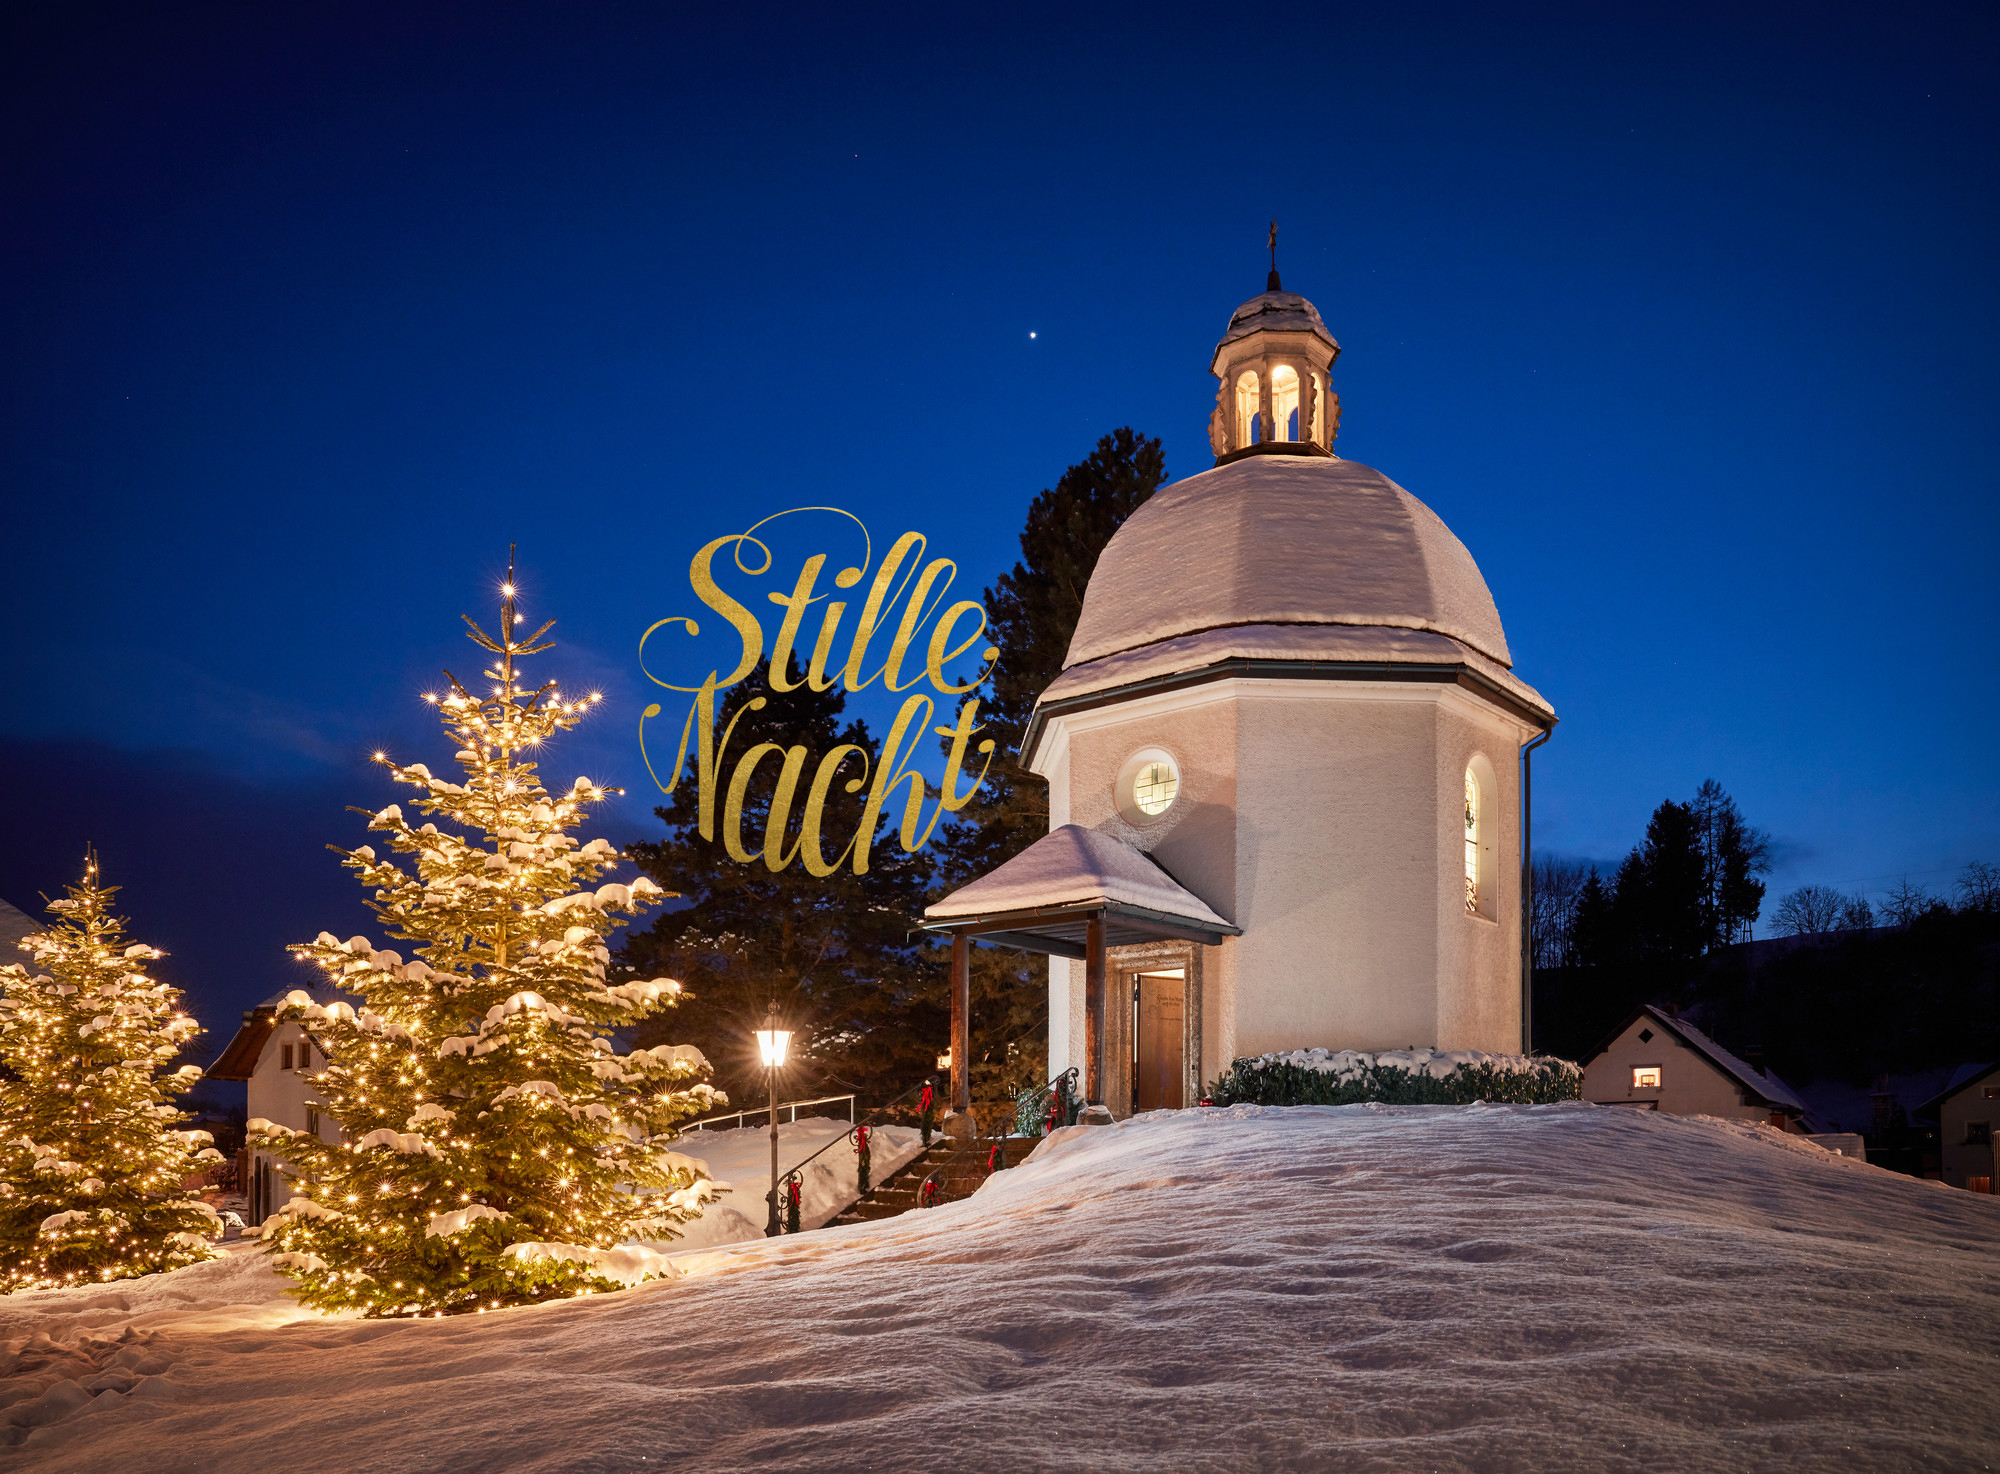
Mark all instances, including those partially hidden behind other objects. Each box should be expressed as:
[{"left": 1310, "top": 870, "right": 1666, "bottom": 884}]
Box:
[{"left": 1208, "top": 223, "right": 1341, "bottom": 465}]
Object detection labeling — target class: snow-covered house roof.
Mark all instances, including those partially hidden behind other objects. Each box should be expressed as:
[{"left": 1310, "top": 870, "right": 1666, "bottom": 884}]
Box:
[
  {"left": 1590, "top": 1005, "right": 1809, "bottom": 1117},
  {"left": 1210, "top": 289, "right": 1337, "bottom": 368},
  {"left": 1036, "top": 622, "right": 1551, "bottom": 716},
  {"left": 1914, "top": 1061, "right": 2000, "bottom": 1121},
  {"left": 926, "top": 825, "right": 1231, "bottom": 927},
  {"left": 207, "top": 981, "right": 355, "bottom": 1082},
  {"left": 923, "top": 825, "right": 1238, "bottom": 950},
  {"left": 0, "top": 896, "right": 42, "bottom": 963},
  {"left": 1059, "top": 455, "right": 1516, "bottom": 673}
]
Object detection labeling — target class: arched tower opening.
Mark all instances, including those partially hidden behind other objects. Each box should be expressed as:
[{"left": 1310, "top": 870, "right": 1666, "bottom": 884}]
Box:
[{"left": 1206, "top": 248, "right": 1341, "bottom": 464}]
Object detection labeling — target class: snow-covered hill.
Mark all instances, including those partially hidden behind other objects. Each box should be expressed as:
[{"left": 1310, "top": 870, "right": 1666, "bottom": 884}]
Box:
[{"left": 5, "top": 1103, "right": 1997, "bottom": 1471}]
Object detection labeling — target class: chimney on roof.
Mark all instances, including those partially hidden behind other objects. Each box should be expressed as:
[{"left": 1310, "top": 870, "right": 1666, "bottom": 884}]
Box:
[{"left": 1740, "top": 1045, "right": 1766, "bottom": 1077}]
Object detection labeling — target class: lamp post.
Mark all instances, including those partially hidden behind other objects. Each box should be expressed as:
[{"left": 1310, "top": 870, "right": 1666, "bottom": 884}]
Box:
[{"left": 755, "top": 1003, "right": 791, "bottom": 1238}]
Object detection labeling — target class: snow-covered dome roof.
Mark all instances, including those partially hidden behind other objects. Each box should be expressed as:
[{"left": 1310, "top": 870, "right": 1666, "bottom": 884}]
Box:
[
  {"left": 1209, "top": 290, "right": 1336, "bottom": 371},
  {"left": 1062, "top": 455, "right": 1515, "bottom": 672}
]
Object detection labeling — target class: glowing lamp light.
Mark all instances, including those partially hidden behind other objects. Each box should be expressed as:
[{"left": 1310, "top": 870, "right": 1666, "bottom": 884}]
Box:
[
  {"left": 936, "top": 1049, "right": 952, "bottom": 1071},
  {"left": 754, "top": 1029, "right": 791, "bottom": 1068}
]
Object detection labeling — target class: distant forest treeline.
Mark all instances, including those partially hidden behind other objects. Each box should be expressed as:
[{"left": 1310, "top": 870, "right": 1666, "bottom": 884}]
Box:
[{"left": 1532, "top": 794, "right": 2000, "bottom": 1084}]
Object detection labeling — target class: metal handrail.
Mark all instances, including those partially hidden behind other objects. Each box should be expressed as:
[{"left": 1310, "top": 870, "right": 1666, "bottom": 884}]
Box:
[
  {"left": 683, "top": 1093, "right": 856, "bottom": 1134},
  {"left": 775, "top": 1073, "right": 940, "bottom": 1200},
  {"left": 1009, "top": 1066, "right": 1082, "bottom": 1138}
]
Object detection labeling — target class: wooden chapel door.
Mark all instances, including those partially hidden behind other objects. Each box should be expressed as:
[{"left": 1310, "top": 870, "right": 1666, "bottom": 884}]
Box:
[{"left": 1133, "top": 971, "right": 1184, "bottom": 1113}]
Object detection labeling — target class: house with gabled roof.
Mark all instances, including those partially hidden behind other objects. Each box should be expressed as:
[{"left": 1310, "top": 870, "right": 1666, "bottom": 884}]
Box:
[
  {"left": 1580, "top": 1004, "right": 1810, "bottom": 1132},
  {"left": 1915, "top": 1062, "right": 2000, "bottom": 1192},
  {"left": 207, "top": 985, "right": 348, "bottom": 1223}
]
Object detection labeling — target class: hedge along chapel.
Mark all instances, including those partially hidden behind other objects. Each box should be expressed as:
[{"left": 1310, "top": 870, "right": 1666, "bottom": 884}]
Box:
[{"left": 923, "top": 256, "right": 1558, "bottom": 1121}]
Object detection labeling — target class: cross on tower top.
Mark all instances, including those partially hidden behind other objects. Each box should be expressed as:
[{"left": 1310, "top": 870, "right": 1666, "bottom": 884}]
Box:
[{"left": 1267, "top": 219, "right": 1281, "bottom": 292}]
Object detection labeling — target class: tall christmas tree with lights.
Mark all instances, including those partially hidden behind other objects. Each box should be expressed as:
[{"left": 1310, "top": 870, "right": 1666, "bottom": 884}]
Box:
[
  {"left": 0, "top": 857, "right": 222, "bottom": 1290},
  {"left": 257, "top": 557, "right": 722, "bottom": 1317}
]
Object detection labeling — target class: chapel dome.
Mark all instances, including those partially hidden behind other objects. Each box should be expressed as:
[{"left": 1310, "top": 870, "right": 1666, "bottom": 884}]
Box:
[{"left": 1062, "top": 454, "right": 1514, "bottom": 671}]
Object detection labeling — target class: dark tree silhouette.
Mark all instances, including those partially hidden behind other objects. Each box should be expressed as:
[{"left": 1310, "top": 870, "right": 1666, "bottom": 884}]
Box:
[
  {"left": 1534, "top": 781, "right": 1769, "bottom": 1058},
  {"left": 1693, "top": 778, "right": 1771, "bottom": 946},
  {"left": 933, "top": 427, "right": 1167, "bottom": 1097}
]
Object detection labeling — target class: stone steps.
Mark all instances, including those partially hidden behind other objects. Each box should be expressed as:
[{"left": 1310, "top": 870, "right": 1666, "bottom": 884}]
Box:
[{"left": 825, "top": 1132, "right": 1036, "bottom": 1227}]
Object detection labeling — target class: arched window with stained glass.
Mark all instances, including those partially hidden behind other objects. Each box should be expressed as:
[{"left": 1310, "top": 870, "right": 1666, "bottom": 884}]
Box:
[{"left": 1464, "top": 769, "right": 1480, "bottom": 914}]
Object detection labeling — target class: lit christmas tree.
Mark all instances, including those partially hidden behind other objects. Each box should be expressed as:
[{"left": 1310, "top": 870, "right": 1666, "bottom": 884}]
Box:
[
  {"left": 0, "top": 856, "right": 221, "bottom": 1290},
  {"left": 256, "top": 559, "right": 721, "bottom": 1317}
]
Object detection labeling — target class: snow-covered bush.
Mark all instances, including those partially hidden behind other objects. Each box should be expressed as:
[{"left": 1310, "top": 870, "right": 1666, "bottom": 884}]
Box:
[{"left": 1208, "top": 1048, "right": 1581, "bottom": 1108}]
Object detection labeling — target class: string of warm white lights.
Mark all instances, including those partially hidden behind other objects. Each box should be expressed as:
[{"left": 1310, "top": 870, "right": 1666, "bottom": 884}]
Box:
[
  {"left": 0, "top": 855, "right": 222, "bottom": 1291},
  {"left": 255, "top": 557, "right": 721, "bottom": 1317}
]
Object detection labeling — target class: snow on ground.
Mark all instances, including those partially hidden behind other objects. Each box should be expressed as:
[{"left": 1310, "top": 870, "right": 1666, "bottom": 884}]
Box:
[
  {"left": 666, "top": 1118, "right": 924, "bottom": 1250},
  {"left": 6, "top": 1103, "right": 1998, "bottom": 1472}
]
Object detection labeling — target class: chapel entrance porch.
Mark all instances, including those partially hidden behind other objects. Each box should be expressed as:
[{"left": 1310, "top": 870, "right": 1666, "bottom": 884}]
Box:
[{"left": 921, "top": 826, "right": 1237, "bottom": 1121}]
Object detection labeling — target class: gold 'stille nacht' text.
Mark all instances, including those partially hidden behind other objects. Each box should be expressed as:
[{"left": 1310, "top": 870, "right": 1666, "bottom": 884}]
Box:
[{"left": 638, "top": 510, "right": 997, "bottom": 876}]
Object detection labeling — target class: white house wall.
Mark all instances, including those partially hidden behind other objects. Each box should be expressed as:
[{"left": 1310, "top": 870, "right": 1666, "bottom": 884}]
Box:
[
  {"left": 1435, "top": 700, "right": 1525, "bottom": 1052},
  {"left": 1044, "top": 745, "right": 1084, "bottom": 1084},
  {"left": 1232, "top": 682, "right": 1437, "bottom": 1055},
  {"left": 246, "top": 1020, "right": 335, "bottom": 1137},
  {"left": 1036, "top": 675, "right": 1530, "bottom": 1076},
  {"left": 244, "top": 1019, "right": 338, "bottom": 1224}
]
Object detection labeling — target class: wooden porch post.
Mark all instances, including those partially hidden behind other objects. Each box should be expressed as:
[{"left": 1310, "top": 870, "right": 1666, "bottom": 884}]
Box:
[
  {"left": 1084, "top": 913, "right": 1106, "bottom": 1105},
  {"left": 950, "top": 931, "right": 970, "bottom": 1114}
]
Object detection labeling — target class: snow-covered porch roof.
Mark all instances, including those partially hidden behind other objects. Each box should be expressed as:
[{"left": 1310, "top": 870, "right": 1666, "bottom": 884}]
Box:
[{"left": 921, "top": 825, "right": 1240, "bottom": 956}]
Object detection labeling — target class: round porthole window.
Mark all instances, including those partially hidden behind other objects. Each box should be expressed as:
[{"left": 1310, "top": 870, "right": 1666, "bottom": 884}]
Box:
[
  {"left": 1133, "top": 759, "right": 1178, "bottom": 815},
  {"left": 1116, "top": 748, "right": 1181, "bottom": 824}
]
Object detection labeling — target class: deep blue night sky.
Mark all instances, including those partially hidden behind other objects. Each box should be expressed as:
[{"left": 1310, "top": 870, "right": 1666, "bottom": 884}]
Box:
[{"left": 4, "top": 2, "right": 1996, "bottom": 1048}]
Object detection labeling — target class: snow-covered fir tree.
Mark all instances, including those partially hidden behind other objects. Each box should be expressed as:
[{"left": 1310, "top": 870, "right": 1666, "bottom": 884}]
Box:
[
  {"left": 256, "top": 565, "right": 721, "bottom": 1317},
  {"left": 0, "top": 857, "right": 221, "bottom": 1291}
]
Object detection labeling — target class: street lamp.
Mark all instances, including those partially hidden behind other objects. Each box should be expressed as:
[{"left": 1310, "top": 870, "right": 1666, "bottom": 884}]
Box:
[{"left": 756, "top": 1004, "right": 792, "bottom": 1237}]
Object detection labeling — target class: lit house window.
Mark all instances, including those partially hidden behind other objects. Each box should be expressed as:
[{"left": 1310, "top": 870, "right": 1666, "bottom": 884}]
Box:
[
  {"left": 1271, "top": 364, "right": 1299, "bottom": 440},
  {"left": 1633, "top": 1066, "right": 1662, "bottom": 1089},
  {"left": 1235, "top": 371, "right": 1260, "bottom": 445},
  {"left": 1463, "top": 771, "right": 1480, "bottom": 913},
  {"left": 1134, "top": 759, "right": 1179, "bottom": 816}
]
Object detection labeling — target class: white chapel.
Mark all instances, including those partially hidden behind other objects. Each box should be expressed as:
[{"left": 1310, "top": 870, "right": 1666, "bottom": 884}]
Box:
[{"left": 923, "top": 267, "right": 1556, "bottom": 1119}]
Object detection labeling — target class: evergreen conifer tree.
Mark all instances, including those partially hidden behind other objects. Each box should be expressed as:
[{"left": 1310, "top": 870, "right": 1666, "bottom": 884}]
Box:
[
  {"left": 0, "top": 856, "right": 221, "bottom": 1290},
  {"left": 1691, "top": 779, "right": 1771, "bottom": 946},
  {"left": 255, "top": 567, "right": 720, "bottom": 1318}
]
